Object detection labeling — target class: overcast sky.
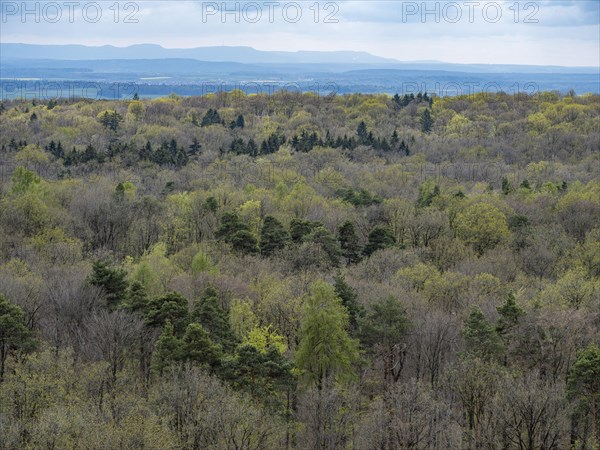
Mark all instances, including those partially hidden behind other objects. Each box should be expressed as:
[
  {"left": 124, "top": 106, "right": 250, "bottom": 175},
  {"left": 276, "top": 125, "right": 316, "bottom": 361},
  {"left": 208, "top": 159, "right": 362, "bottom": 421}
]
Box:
[{"left": 1, "top": 0, "right": 599, "bottom": 66}]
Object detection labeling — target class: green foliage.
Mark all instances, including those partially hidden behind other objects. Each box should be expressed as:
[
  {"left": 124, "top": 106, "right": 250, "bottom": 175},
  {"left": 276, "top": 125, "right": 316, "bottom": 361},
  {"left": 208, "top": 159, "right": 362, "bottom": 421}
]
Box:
[
  {"left": 123, "top": 280, "right": 149, "bottom": 312},
  {"left": 360, "top": 296, "right": 410, "bottom": 349},
  {"left": 338, "top": 221, "right": 362, "bottom": 265},
  {"left": 420, "top": 108, "right": 434, "bottom": 133},
  {"left": 225, "top": 344, "right": 295, "bottom": 411},
  {"left": 496, "top": 292, "right": 525, "bottom": 337},
  {"left": 455, "top": 202, "right": 510, "bottom": 255},
  {"left": 181, "top": 323, "right": 222, "bottom": 368},
  {"left": 153, "top": 320, "right": 182, "bottom": 373},
  {"left": 296, "top": 280, "right": 360, "bottom": 386},
  {"left": 98, "top": 110, "right": 123, "bottom": 131},
  {"left": 260, "top": 216, "right": 289, "bottom": 256},
  {"left": 216, "top": 211, "right": 249, "bottom": 243},
  {"left": 333, "top": 274, "right": 362, "bottom": 332},
  {"left": 231, "top": 229, "right": 259, "bottom": 255},
  {"left": 191, "top": 286, "right": 237, "bottom": 352},
  {"left": 88, "top": 259, "right": 128, "bottom": 309},
  {"left": 462, "top": 308, "right": 502, "bottom": 361},
  {"left": 11, "top": 166, "right": 41, "bottom": 194},
  {"left": 201, "top": 108, "right": 223, "bottom": 127},
  {"left": 0, "top": 294, "right": 35, "bottom": 380},
  {"left": 363, "top": 226, "right": 396, "bottom": 257},
  {"left": 146, "top": 292, "right": 190, "bottom": 335}
]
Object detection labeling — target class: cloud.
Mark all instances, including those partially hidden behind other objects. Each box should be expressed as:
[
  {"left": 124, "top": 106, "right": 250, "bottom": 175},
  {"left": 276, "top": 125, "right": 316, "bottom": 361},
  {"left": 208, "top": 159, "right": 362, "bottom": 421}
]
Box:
[{"left": 1, "top": 0, "right": 598, "bottom": 66}]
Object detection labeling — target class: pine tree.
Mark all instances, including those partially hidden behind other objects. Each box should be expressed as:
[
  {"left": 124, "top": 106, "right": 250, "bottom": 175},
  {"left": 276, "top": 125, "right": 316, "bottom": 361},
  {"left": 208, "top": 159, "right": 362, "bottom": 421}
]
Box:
[
  {"left": 191, "top": 286, "right": 237, "bottom": 352},
  {"left": 420, "top": 108, "right": 434, "bottom": 133},
  {"left": 305, "top": 226, "right": 341, "bottom": 267},
  {"left": 124, "top": 281, "right": 149, "bottom": 313},
  {"left": 88, "top": 260, "right": 128, "bottom": 309},
  {"left": 363, "top": 226, "right": 396, "bottom": 257},
  {"left": 235, "top": 114, "right": 245, "bottom": 128},
  {"left": 180, "top": 323, "right": 222, "bottom": 369},
  {"left": 260, "top": 216, "right": 289, "bottom": 256},
  {"left": 496, "top": 292, "right": 525, "bottom": 337},
  {"left": 338, "top": 220, "right": 361, "bottom": 265},
  {"left": 462, "top": 308, "right": 502, "bottom": 361},
  {"left": 0, "top": 294, "right": 35, "bottom": 381},
  {"left": 357, "top": 121, "right": 368, "bottom": 143},
  {"left": 231, "top": 230, "right": 259, "bottom": 255},
  {"left": 333, "top": 274, "right": 362, "bottom": 332},
  {"left": 290, "top": 219, "right": 319, "bottom": 243},
  {"left": 145, "top": 292, "right": 190, "bottom": 335},
  {"left": 152, "top": 320, "right": 182, "bottom": 374},
  {"left": 188, "top": 138, "right": 201, "bottom": 156},
  {"left": 567, "top": 344, "right": 600, "bottom": 443},
  {"left": 216, "top": 212, "right": 249, "bottom": 243}
]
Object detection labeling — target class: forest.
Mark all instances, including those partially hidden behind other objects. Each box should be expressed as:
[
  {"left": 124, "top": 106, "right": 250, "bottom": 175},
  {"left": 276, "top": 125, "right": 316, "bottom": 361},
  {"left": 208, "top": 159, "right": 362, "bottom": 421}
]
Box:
[{"left": 0, "top": 90, "right": 599, "bottom": 449}]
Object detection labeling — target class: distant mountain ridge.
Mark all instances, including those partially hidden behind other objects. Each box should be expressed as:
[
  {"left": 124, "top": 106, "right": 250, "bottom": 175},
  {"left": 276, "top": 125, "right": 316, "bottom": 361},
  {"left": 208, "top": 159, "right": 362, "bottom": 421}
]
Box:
[
  {"left": 1, "top": 43, "right": 397, "bottom": 65},
  {"left": 1, "top": 43, "right": 598, "bottom": 74}
]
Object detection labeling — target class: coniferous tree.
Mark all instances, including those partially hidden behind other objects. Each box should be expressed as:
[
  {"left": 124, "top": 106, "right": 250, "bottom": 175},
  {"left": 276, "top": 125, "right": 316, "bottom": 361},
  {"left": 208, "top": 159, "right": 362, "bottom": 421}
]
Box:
[
  {"left": 152, "top": 320, "right": 182, "bottom": 374},
  {"left": 146, "top": 292, "right": 190, "bottom": 335},
  {"left": 0, "top": 294, "right": 35, "bottom": 381},
  {"left": 231, "top": 230, "right": 259, "bottom": 255},
  {"left": 337, "top": 221, "right": 361, "bottom": 265},
  {"left": 420, "top": 108, "right": 434, "bottom": 133},
  {"left": 260, "top": 216, "right": 289, "bottom": 256},
  {"left": 363, "top": 226, "right": 396, "bottom": 257},
  {"left": 88, "top": 260, "right": 128, "bottom": 309},
  {"left": 191, "top": 286, "right": 237, "bottom": 353},
  {"left": 188, "top": 138, "right": 201, "bottom": 156},
  {"left": 462, "top": 308, "right": 502, "bottom": 361},
  {"left": 567, "top": 344, "right": 600, "bottom": 443},
  {"left": 180, "top": 323, "right": 222, "bottom": 369},
  {"left": 333, "top": 274, "right": 362, "bottom": 332}
]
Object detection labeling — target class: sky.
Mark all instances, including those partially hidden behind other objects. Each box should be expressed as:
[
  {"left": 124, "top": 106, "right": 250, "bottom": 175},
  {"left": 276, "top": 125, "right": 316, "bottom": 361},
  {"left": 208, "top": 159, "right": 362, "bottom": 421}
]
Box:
[{"left": 1, "top": 0, "right": 599, "bottom": 66}]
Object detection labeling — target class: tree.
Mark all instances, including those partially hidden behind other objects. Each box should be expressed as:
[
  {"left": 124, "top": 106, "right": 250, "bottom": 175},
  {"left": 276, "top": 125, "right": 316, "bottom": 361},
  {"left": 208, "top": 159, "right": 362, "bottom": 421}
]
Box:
[
  {"left": 236, "top": 114, "right": 245, "bottom": 128},
  {"left": 231, "top": 230, "right": 259, "bottom": 255},
  {"left": 88, "top": 259, "right": 128, "bottom": 309},
  {"left": 216, "top": 212, "right": 249, "bottom": 243},
  {"left": 296, "top": 281, "right": 359, "bottom": 387},
  {"left": 363, "top": 226, "right": 396, "bottom": 257},
  {"left": 304, "top": 226, "right": 341, "bottom": 267},
  {"left": 123, "top": 281, "right": 149, "bottom": 313},
  {"left": 0, "top": 294, "right": 35, "bottom": 380},
  {"left": 357, "top": 121, "right": 369, "bottom": 143},
  {"left": 337, "top": 221, "right": 362, "bottom": 265},
  {"left": 568, "top": 344, "right": 600, "bottom": 444},
  {"left": 296, "top": 280, "right": 360, "bottom": 449},
  {"left": 420, "top": 109, "right": 433, "bottom": 133},
  {"left": 188, "top": 138, "right": 202, "bottom": 156},
  {"left": 290, "top": 219, "right": 319, "bottom": 243},
  {"left": 200, "top": 108, "right": 223, "bottom": 127},
  {"left": 496, "top": 292, "right": 525, "bottom": 337},
  {"left": 146, "top": 292, "right": 190, "bottom": 336},
  {"left": 455, "top": 203, "right": 510, "bottom": 255},
  {"left": 98, "top": 110, "right": 123, "bottom": 132},
  {"left": 333, "top": 274, "right": 362, "bottom": 333},
  {"left": 494, "top": 373, "right": 568, "bottom": 450},
  {"left": 462, "top": 308, "right": 502, "bottom": 361},
  {"left": 180, "top": 323, "right": 222, "bottom": 369},
  {"left": 360, "top": 296, "right": 410, "bottom": 449},
  {"left": 260, "top": 215, "right": 289, "bottom": 257},
  {"left": 191, "top": 286, "right": 237, "bottom": 352},
  {"left": 152, "top": 320, "right": 182, "bottom": 373},
  {"left": 225, "top": 343, "right": 294, "bottom": 412}
]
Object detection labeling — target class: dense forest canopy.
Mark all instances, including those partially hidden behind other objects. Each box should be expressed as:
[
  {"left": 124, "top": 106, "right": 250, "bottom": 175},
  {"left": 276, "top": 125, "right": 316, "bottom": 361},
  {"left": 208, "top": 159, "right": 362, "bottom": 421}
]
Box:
[{"left": 0, "top": 91, "right": 599, "bottom": 449}]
